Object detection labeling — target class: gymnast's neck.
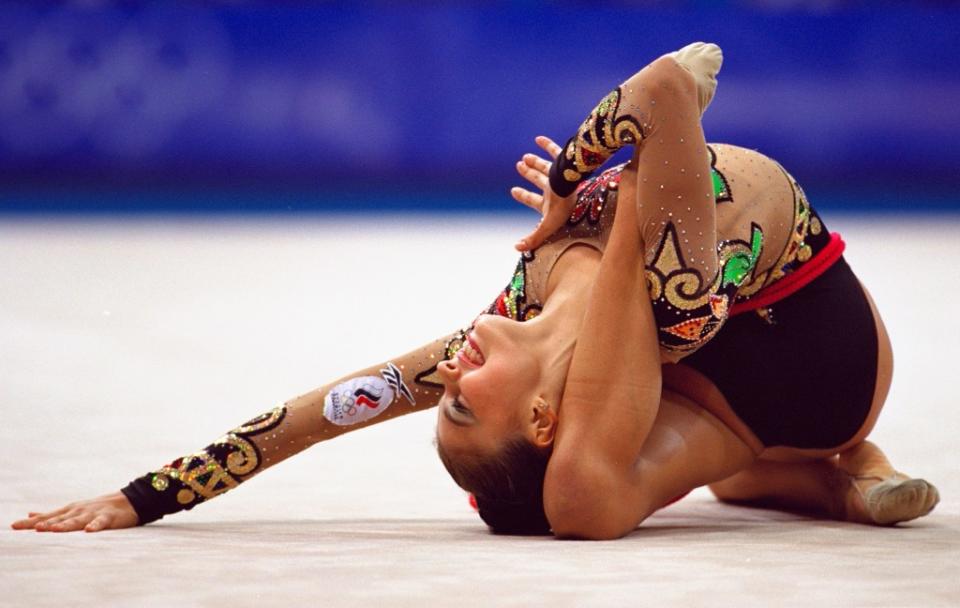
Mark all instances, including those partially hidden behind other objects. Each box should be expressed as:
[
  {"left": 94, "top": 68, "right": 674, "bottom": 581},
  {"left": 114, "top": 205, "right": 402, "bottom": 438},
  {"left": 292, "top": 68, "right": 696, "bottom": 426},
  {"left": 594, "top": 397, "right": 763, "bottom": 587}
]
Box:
[{"left": 528, "top": 243, "right": 602, "bottom": 411}]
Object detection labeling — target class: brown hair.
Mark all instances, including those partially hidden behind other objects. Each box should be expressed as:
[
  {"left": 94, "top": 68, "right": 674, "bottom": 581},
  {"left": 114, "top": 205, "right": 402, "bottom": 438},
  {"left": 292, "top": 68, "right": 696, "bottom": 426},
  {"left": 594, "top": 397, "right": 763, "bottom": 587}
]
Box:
[{"left": 436, "top": 435, "right": 552, "bottom": 535}]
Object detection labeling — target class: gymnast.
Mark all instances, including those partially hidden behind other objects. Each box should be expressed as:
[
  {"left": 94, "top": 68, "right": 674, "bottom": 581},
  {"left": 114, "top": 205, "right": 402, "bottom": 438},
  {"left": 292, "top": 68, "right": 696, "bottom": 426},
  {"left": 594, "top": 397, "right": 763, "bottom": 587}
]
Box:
[{"left": 12, "top": 43, "right": 939, "bottom": 539}]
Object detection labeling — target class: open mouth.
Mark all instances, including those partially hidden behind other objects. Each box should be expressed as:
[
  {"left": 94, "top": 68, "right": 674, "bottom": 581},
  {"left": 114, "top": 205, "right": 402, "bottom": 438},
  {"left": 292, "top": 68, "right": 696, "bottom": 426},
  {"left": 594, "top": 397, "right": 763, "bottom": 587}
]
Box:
[{"left": 457, "top": 333, "right": 485, "bottom": 367}]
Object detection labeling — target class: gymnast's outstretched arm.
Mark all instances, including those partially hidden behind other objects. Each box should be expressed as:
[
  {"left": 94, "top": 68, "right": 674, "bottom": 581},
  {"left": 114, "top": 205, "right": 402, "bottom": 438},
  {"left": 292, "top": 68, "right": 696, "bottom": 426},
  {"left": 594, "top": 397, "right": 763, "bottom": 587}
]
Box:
[{"left": 11, "top": 333, "right": 467, "bottom": 533}]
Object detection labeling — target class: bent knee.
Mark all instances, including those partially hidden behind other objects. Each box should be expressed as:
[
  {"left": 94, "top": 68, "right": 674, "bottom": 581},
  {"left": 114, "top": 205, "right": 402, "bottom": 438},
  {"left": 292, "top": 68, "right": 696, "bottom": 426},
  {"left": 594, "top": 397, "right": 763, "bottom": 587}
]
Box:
[{"left": 708, "top": 482, "right": 736, "bottom": 503}]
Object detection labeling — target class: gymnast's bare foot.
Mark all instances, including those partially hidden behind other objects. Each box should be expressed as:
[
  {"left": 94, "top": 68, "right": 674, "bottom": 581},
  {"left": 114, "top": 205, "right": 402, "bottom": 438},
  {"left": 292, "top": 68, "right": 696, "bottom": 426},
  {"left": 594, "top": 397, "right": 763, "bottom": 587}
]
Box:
[
  {"left": 10, "top": 491, "right": 139, "bottom": 533},
  {"left": 667, "top": 42, "right": 723, "bottom": 115},
  {"left": 839, "top": 441, "right": 940, "bottom": 525}
]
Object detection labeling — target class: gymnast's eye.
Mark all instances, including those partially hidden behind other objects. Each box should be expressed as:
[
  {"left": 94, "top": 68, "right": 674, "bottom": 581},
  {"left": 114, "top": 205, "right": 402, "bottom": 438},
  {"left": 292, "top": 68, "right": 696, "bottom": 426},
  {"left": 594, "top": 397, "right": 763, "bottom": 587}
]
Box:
[{"left": 452, "top": 398, "right": 471, "bottom": 416}]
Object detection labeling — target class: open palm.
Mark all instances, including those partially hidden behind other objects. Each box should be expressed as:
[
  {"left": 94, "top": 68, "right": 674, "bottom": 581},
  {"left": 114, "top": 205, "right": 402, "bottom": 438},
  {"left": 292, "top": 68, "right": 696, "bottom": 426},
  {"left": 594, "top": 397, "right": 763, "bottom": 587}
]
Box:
[{"left": 511, "top": 136, "right": 580, "bottom": 251}]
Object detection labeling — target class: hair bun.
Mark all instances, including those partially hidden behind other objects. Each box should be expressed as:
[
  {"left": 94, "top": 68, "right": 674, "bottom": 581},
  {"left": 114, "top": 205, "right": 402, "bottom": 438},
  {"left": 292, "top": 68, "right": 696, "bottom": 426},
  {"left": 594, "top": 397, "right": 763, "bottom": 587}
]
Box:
[{"left": 475, "top": 495, "right": 552, "bottom": 535}]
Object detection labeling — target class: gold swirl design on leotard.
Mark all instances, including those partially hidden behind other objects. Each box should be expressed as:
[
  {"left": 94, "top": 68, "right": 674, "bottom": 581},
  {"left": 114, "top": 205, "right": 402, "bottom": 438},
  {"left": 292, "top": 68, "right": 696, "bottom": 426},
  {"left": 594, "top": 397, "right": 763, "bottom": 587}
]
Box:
[
  {"left": 563, "top": 88, "right": 644, "bottom": 181},
  {"left": 663, "top": 271, "right": 718, "bottom": 311},
  {"left": 646, "top": 272, "right": 663, "bottom": 301},
  {"left": 646, "top": 224, "right": 718, "bottom": 311},
  {"left": 444, "top": 329, "right": 468, "bottom": 360},
  {"left": 736, "top": 266, "right": 768, "bottom": 299},
  {"left": 610, "top": 115, "right": 643, "bottom": 149},
  {"left": 647, "top": 222, "right": 764, "bottom": 353},
  {"left": 485, "top": 251, "right": 543, "bottom": 322},
  {"left": 221, "top": 433, "right": 260, "bottom": 476},
  {"left": 737, "top": 165, "right": 813, "bottom": 300},
  {"left": 148, "top": 405, "right": 287, "bottom": 505},
  {"left": 412, "top": 329, "right": 470, "bottom": 389},
  {"left": 767, "top": 168, "right": 812, "bottom": 283},
  {"left": 153, "top": 446, "right": 244, "bottom": 505},
  {"left": 810, "top": 216, "right": 823, "bottom": 236},
  {"left": 231, "top": 405, "right": 286, "bottom": 434}
]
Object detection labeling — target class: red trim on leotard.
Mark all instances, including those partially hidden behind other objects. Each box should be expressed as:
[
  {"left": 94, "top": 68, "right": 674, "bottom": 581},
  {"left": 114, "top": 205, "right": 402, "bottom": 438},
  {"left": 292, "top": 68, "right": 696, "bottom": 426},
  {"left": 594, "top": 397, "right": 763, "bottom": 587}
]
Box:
[
  {"left": 464, "top": 235, "right": 846, "bottom": 527},
  {"left": 730, "top": 232, "right": 845, "bottom": 317}
]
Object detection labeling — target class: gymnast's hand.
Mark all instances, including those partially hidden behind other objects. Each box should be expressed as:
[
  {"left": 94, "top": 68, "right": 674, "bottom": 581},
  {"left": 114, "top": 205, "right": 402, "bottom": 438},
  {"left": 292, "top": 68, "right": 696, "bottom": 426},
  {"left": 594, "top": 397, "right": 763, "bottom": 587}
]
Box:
[
  {"left": 10, "top": 491, "right": 139, "bottom": 533},
  {"left": 512, "top": 135, "right": 578, "bottom": 251}
]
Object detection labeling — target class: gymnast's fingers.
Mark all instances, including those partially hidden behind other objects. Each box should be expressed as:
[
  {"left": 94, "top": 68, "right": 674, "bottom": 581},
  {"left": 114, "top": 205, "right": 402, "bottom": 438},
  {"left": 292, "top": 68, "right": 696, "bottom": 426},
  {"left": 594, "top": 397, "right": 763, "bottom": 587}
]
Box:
[
  {"left": 11, "top": 516, "right": 47, "bottom": 530},
  {"left": 516, "top": 208, "right": 566, "bottom": 251},
  {"left": 511, "top": 187, "right": 543, "bottom": 212},
  {"left": 37, "top": 504, "right": 71, "bottom": 519},
  {"left": 11, "top": 505, "right": 71, "bottom": 529},
  {"left": 37, "top": 512, "right": 76, "bottom": 530},
  {"left": 522, "top": 153, "right": 551, "bottom": 176},
  {"left": 536, "top": 135, "right": 563, "bottom": 158},
  {"left": 516, "top": 160, "right": 549, "bottom": 191},
  {"left": 11, "top": 517, "right": 35, "bottom": 530},
  {"left": 15, "top": 493, "right": 138, "bottom": 532},
  {"left": 85, "top": 513, "right": 112, "bottom": 533},
  {"left": 49, "top": 516, "right": 90, "bottom": 532}
]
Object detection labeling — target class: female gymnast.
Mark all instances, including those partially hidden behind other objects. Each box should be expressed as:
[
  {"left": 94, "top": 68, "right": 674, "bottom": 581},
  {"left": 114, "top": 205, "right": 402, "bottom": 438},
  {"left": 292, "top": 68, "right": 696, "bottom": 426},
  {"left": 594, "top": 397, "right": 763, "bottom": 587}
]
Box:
[{"left": 12, "top": 43, "right": 939, "bottom": 539}]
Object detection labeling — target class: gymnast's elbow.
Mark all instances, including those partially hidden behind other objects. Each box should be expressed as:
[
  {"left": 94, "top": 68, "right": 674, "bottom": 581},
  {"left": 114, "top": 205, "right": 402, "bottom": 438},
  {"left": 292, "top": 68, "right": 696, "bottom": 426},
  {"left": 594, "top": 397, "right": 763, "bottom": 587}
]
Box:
[
  {"left": 544, "top": 460, "right": 650, "bottom": 540},
  {"left": 549, "top": 511, "right": 633, "bottom": 541}
]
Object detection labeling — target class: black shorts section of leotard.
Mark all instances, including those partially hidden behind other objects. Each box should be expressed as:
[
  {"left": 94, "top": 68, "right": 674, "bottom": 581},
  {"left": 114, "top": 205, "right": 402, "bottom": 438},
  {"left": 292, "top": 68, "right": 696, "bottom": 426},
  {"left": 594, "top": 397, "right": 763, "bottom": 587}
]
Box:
[{"left": 681, "top": 256, "right": 878, "bottom": 449}]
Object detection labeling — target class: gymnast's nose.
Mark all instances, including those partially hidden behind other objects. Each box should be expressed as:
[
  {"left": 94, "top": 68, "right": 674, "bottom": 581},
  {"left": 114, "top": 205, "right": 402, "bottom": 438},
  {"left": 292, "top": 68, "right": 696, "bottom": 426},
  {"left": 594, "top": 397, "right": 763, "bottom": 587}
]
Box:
[{"left": 437, "top": 359, "right": 461, "bottom": 388}]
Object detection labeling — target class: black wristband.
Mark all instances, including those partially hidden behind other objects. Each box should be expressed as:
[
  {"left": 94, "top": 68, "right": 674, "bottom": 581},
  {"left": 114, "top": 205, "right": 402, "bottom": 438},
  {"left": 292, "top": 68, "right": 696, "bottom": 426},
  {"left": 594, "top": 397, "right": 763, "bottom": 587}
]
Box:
[
  {"left": 549, "top": 86, "right": 645, "bottom": 199},
  {"left": 121, "top": 474, "right": 197, "bottom": 526},
  {"left": 118, "top": 405, "right": 288, "bottom": 526},
  {"left": 548, "top": 138, "right": 587, "bottom": 199}
]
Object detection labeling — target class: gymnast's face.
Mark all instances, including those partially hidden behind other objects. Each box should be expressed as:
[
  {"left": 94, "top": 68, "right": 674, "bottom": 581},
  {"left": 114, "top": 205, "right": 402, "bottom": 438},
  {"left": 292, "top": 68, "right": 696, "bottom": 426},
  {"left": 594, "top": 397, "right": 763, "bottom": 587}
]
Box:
[{"left": 435, "top": 314, "right": 554, "bottom": 458}]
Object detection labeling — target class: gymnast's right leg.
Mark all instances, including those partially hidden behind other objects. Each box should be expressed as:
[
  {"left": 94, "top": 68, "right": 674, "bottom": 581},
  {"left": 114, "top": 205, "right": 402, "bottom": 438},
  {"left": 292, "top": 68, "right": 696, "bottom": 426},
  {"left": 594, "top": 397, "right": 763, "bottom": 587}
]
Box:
[{"left": 548, "top": 42, "right": 722, "bottom": 198}]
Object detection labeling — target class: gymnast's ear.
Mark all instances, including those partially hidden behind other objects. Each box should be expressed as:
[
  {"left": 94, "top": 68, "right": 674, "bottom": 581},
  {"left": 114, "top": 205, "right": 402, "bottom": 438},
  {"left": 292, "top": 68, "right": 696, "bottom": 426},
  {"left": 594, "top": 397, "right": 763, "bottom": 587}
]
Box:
[{"left": 528, "top": 397, "right": 558, "bottom": 448}]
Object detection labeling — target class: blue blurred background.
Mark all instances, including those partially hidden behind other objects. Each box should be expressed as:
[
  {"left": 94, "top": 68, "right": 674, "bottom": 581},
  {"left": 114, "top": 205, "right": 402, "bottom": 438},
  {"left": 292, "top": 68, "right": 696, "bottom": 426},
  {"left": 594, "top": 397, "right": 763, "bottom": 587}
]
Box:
[{"left": 1, "top": 1, "right": 957, "bottom": 214}]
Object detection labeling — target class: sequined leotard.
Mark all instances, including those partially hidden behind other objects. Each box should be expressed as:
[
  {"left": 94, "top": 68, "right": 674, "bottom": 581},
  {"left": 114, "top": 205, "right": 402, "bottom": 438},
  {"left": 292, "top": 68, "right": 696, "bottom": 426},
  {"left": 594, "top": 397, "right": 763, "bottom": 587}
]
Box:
[
  {"left": 118, "top": 143, "right": 864, "bottom": 526},
  {"left": 119, "top": 53, "right": 869, "bottom": 526},
  {"left": 464, "top": 143, "right": 843, "bottom": 366},
  {"left": 469, "top": 142, "right": 876, "bottom": 451}
]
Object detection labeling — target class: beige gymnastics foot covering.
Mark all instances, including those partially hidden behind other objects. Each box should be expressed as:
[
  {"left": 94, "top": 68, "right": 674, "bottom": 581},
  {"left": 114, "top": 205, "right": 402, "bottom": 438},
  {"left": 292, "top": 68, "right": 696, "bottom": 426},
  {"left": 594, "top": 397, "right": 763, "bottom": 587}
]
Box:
[
  {"left": 855, "top": 475, "right": 940, "bottom": 525},
  {"left": 668, "top": 42, "right": 723, "bottom": 115}
]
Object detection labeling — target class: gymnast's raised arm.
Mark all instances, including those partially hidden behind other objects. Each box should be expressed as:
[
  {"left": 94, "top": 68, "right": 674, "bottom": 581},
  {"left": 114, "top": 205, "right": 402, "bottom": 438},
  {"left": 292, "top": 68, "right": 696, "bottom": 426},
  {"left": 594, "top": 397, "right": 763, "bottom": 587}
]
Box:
[
  {"left": 544, "top": 52, "right": 721, "bottom": 539},
  {"left": 542, "top": 158, "right": 663, "bottom": 539},
  {"left": 10, "top": 333, "right": 466, "bottom": 533}
]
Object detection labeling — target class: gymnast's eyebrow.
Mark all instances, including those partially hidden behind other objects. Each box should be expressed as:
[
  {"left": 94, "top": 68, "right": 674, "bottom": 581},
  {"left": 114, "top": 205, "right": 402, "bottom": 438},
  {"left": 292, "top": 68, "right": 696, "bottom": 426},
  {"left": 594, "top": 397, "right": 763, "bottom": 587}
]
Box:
[{"left": 443, "top": 400, "right": 469, "bottom": 427}]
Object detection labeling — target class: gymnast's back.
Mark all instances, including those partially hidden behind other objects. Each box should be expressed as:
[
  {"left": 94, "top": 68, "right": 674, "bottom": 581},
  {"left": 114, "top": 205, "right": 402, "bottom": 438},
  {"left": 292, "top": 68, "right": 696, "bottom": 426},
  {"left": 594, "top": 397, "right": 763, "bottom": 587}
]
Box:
[{"left": 489, "top": 142, "right": 831, "bottom": 362}]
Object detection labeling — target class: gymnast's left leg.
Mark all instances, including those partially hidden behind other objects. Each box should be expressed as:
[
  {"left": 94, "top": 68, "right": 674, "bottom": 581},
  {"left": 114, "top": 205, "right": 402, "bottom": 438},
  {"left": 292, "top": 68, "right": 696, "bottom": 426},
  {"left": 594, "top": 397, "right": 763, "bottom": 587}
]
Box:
[
  {"left": 707, "top": 442, "right": 940, "bottom": 525},
  {"left": 609, "top": 394, "right": 938, "bottom": 528}
]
